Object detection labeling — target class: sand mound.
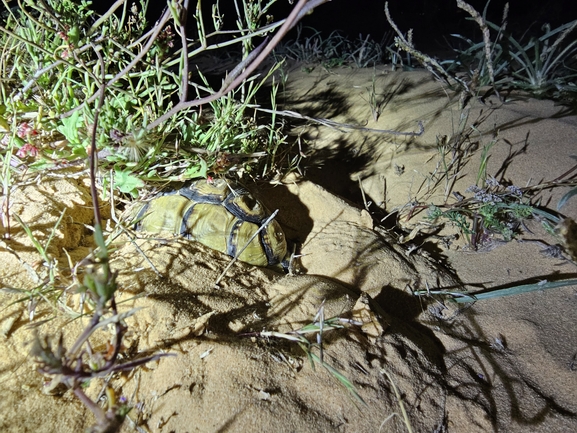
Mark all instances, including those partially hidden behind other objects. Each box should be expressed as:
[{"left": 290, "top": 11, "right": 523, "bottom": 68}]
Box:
[{"left": 2, "top": 67, "right": 577, "bottom": 432}]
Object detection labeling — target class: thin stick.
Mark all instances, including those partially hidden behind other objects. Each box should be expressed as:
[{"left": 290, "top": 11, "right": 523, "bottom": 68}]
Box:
[
  {"left": 456, "top": 0, "right": 495, "bottom": 84},
  {"left": 358, "top": 177, "right": 372, "bottom": 212},
  {"left": 256, "top": 107, "right": 425, "bottom": 136},
  {"left": 179, "top": 0, "right": 190, "bottom": 102},
  {"left": 314, "top": 303, "right": 325, "bottom": 364},
  {"left": 384, "top": 2, "right": 469, "bottom": 92}
]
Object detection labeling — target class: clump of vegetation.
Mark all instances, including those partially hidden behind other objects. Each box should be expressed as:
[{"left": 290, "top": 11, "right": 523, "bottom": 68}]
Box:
[
  {"left": 26, "top": 51, "right": 171, "bottom": 432},
  {"left": 443, "top": 4, "right": 577, "bottom": 99},
  {"left": 385, "top": 0, "right": 577, "bottom": 104},
  {"left": 395, "top": 114, "right": 576, "bottom": 254},
  {"left": 31, "top": 223, "right": 170, "bottom": 432},
  {"left": 274, "top": 25, "right": 386, "bottom": 69},
  {"left": 1, "top": 1, "right": 332, "bottom": 431},
  {"left": 427, "top": 176, "right": 559, "bottom": 249},
  {"left": 0, "top": 0, "right": 327, "bottom": 198}
]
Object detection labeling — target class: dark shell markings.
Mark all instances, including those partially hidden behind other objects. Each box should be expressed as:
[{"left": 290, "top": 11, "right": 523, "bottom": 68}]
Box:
[{"left": 129, "top": 179, "right": 287, "bottom": 267}]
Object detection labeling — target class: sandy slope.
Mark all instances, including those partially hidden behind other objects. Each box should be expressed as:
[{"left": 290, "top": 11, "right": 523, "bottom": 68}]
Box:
[{"left": 1, "top": 66, "right": 576, "bottom": 432}]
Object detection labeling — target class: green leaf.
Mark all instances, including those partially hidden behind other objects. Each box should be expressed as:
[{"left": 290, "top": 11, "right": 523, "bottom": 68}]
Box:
[
  {"left": 184, "top": 160, "right": 208, "bottom": 179},
  {"left": 114, "top": 170, "right": 144, "bottom": 197},
  {"left": 558, "top": 187, "right": 577, "bottom": 210},
  {"left": 93, "top": 223, "right": 107, "bottom": 251},
  {"left": 416, "top": 278, "right": 577, "bottom": 303},
  {"left": 0, "top": 114, "right": 9, "bottom": 131},
  {"left": 57, "top": 111, "right": 83, "bottom": 145},
  {"left": 67, "top": 25, "right": 80, "bottom": 46}
]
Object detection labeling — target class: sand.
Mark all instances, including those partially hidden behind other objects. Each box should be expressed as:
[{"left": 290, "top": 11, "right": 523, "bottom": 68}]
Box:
[{"left": 1, "top": 65, "right": 576, "bottom": 432}]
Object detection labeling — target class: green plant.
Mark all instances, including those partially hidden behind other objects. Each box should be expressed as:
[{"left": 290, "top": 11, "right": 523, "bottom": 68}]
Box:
[
  {"left": 387, "top": 0, "right": 577, "bottom": 103},
  {"left": 384, "top": 29, "right": 416, "bottom": 71},
  {"left": 274, "top": 26, "right": 384, "bottom": 68},
  {"left": 0, "top": 0, "right": 329, "bottom": 199},
  {"left": 1, "top": 0, "right": 332, "bottom": 314},
  {"left": 345, "top": 33, "right": 385, "bottom": 68},
  {"left": 427, "top": 177, "right": 560, "bottom": 248},
  {"left": 6, "top": 209, "right": 66, "bottom": 314},
  {"left": 415, "top": 277, "right": 577, "bottom": 303},
  {"left": 443, "top": 2, "right": 577, "bottom": 99},
  {"left": 31, "top": 219, "right": 171, "bottom": 431},
  {"left": 364, "top": 69, "right": 384, "bottom": 122},
  {"left": 408, "top": 108, "right": 478, "bottom": 207},
  {"left": 0, "top": 116, "right": 15, "bottom": 239},
  {"left": 499, "top": 20, "right": 577, "bottom": 96},
  {"left": 379, "top": 369, "right": 414, "bottom": 433},
  {"left": 476, "top": 138, "right": 497, "bottom": 186},
  {"left": 275, "top": 26, "right": 323, "bottom": 63},
  {"left": 398, "top": 113, "right": 577, "bottom": 253},
  {"left": 443, "top": 32, "right": 510, "bottom": 88},
  {"left": 397, "top": 109, "right": 574, "bottom": 250}
]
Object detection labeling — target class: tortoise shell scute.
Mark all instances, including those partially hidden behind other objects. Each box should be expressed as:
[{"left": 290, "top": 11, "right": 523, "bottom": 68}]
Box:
[{"left": 128, "top": 178, "right": 287, "bottom": 267}]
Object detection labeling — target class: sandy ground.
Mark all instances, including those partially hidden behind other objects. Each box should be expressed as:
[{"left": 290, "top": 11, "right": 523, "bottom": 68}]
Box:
[{"left": 1, "top": 65, "right": 577, "bottom": 432}]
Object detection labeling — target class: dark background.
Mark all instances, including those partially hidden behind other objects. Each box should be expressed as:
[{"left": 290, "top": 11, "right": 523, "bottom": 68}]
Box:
[
  {"left": 294, "top": 0, "right": 576, "bottom": 48},
  {"left": 0, "top": 0, "right": 577, "bottom": 49},
  {"left": 92, "top": 0, "right": 576, "bottom": 54},
  {"left": 3, "top": 1, "right": 573, "bottom": 56}
]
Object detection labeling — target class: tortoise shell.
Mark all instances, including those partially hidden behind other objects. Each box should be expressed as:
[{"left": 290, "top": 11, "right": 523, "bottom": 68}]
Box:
[{"left": 130, "top": 179, "right": 287, "bottom": 267}]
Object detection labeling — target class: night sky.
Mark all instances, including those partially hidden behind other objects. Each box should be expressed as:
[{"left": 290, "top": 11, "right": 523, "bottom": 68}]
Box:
[
  {"left": 73, "top": 0, "right": 577, "bottom": 56},
  {"left": 284, "top": 0, "right": 577, "bottom": 51}
]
